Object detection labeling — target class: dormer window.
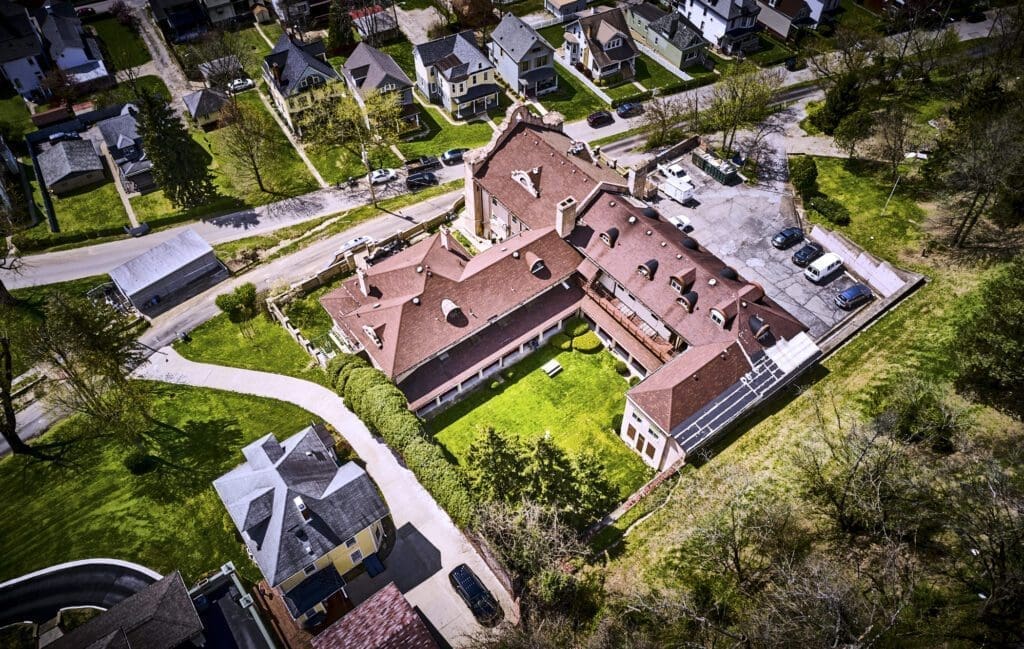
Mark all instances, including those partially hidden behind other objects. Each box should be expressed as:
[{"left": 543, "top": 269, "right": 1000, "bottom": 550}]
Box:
[
  {"left": 637, "top": 259, "right": 658, "bottom": 280},
  {"left": 600, "top": 227, "right": 619, "bottom": 248},
  {"left": 710, "top": 309, "right": 726, "bottom": 327},
  {"left": 382, "top": 82, "right": 396, "bottom": 92},
  {"left": 362, "top": 324, "right": 382, "bottom": 348},
  {"left": 669, "top": 277, "right": 683, "bottom": 294},
  {"left": 605, "top": 37, "right": 622, "bottom": 50}
]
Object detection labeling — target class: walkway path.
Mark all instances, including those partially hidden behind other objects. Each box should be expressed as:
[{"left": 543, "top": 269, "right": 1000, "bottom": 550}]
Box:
[
  {"left": 256, "top": 89, "right": 329, "bottom": 188},
  {"left": 99, "top": 140, "right": 140, "bottom": 227},
  {"left": 556, "top": 60, "right": 612, "bottom": 104},
  {"left": 133, "top": 350, "right": 518, "bottom": 646}
]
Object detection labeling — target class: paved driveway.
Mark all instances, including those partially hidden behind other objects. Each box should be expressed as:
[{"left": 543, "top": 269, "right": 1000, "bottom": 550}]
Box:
[{"left": 133, "top": 350, "right": 517, "bottom": 647}]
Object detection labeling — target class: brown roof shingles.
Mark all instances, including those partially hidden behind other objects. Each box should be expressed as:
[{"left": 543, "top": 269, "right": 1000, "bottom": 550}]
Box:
[{"left": 312, "top": 583, "right": 438, "bottom": 649}]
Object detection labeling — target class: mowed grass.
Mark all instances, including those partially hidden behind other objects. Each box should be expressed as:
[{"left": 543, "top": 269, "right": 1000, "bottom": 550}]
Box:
[
  {"left": 380, "top": 39, "right": 416, "bottom": 77},
  {"left": 427, "top": 346, "right": 652, "bottom": 500},
  {"left": 90, "top": 17, "right": 151, "bottom": 68},
  {"left": 0, "top": 90, "right": 35, "bottom": 142},
  {"left": 132, "top": 91, "right": 318, "bottom": 223},
  {"left": 0, "top": 384, "right": 314, "bottom": 584},
  {"left": 397, "top": 101, "right": 494, "bottom": 158},
  {"left": 175, "top": 312, "right": 329, "bottom": 386},
  {"left": 538, "top": 24, "right": 566, "bottom": 49},
  {"left": 231, "top": 26, "right": 275, "bottom": 77},
  {"left": 306, "top": 143, "right": 401, "bottom": 186},
  {"left": 540, "top": 64, "right": 608, "bottom": 121},
  {"left": 634, "top": 54, "right": 683, "bottom": 90}
]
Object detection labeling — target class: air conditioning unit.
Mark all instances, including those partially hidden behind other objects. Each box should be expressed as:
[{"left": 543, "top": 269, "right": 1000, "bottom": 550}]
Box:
[
  {"left": 238, "top": 594, "right": 254, "bottom": 608},
  {"left": 221, "top": 561, "right": 235, "bottom": 575}
]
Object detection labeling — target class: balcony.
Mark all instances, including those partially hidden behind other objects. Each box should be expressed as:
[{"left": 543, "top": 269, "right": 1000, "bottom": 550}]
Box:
[{"left": 584, "top": 280, "right": 677, "bottom": 363}]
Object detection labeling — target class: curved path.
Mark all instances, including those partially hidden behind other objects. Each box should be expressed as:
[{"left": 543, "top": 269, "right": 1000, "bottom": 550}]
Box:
[
  {"left": 0, "top": 559, "right": 160, "bottom": 627},
  {"left": 133, "top": 349, "right": 517, "bottom": 647}
]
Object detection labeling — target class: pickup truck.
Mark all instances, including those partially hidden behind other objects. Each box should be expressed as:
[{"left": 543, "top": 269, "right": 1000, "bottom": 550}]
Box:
[
  {"left": 656, "top": 162, "right": 695, "bottom": 204},
  {"left": 404, "top": 156, "right": 441, "bottom": 174}
]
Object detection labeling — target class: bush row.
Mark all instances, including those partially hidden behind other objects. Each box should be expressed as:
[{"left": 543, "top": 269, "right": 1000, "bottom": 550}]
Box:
[
  {"left": 12, "top": 223, "right": 126, "bottom": 252},
  {"left": 809, "top": 195, "right": 852, "bottom": 226},
  {"left": 327, "top": 354, "right": 475, "bottom": 526},
  {"left": 572, "top": 331, "right": 603, "bottom": 353},
  {"left": 610, "top": 90, "right": 653, "bottom": 108},
  {"left": 656, "top": 74, "right": 717, "bottom": 97}
]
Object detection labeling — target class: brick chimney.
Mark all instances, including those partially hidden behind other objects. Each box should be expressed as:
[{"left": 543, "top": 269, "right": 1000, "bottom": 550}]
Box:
[
  {"left": 357, "top": 267, "right": 368, "bottom": 296},
  {"left": 555, "top": 196, "right": 577, "bottom": 238},
  {"left": 440, "top": 228, "right": 450, "bottom": 250},
  {"left": 628, "top": 168, "right": 648, "bottom": 198}
]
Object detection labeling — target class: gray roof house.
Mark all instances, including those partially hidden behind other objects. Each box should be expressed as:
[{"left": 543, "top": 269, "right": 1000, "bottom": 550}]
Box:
[
  {"left": 413, "top": 31, "right": 501, "bottom": 119},
  {"left": 182, "top": 88, "right": 230, "bottom": 127},
  {"left": 262, "top": 35, "right": 343, "bottom": 132},
  {"left": 46, "top": 572, "right": 204, "bottom": 649},
  {"left": 341, "top": 42, "right": 419, "bottom": 125},
  {"left": 562, "top": 7, "right": 640, "bottom": 81},
  {"left": 37, "top": 1, "right": 109, "bottom": 86},
  {"left": 647, "top": 11, "right": 710, "bottom": 69},
  {"left": 488, "top": 14, "right": 558, "bottom": 98},
  {"left": 213, "top": 425, "right": 391, "bottom": 624},
  {"left": 37, "top": 139, "right": 104, "bottom": 196},
  {"left": 96, "top": 105, "right": 156, "bottom": 193}
]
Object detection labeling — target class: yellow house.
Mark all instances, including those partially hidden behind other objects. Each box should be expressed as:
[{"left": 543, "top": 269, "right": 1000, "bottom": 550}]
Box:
[
  {"left": 262, "top": 35, "right": 345, "bottom": 134},
  {"left": 213, "top": 424, "right": 391, "bottom": 627},
  {"left": 413, "top": 31, "right": 501, "bottom": 119}
]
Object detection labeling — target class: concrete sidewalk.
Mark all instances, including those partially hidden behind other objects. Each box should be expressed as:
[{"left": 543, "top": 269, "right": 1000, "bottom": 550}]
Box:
[{"left": 134, "top": 349, "right": 518, "bottom": 646}]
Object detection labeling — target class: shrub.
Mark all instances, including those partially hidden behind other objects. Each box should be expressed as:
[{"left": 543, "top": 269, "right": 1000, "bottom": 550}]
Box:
[
  {"left": 550, "top": 333, "right": 572, "bottom": 351},
  {"left": 789, "top": 155, "right": 818, "bottom": 201},
  {"left": 563, "top": 316, "right": 589, "bottom": 338},
  {"left": 328, "top": 354, "right": 369, "bottom": 392},
  {"left": 123, "top": 450, "right": 158, "bottom": 475},
  {"left": 572, "top": 331, "right": 602, "bottom": 353},
  {"left": 657, "top": 75, "right": 716, "bottom": 96},
  {"left": 629, "top": 375, "right": 641, "bottom": 387},
  {"left": 489, "top": 380, "right": 500, "bottom": 390},
  {"left": 614, "top": 360, "right": 629, "bottom": 376},
  {"left": 809, "top": 195, "right": 852, "bottom": 226}
]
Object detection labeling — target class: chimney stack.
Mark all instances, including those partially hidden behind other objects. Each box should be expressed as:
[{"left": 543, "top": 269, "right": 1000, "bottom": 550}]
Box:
[
  {"left": 357, "top": 267, "right": 368, "bottom": 296},
  {"left": 628, "top": 168, "right": 649, "bottom": 198},
  {"left": 555, "top": 196, "right": 577, "bottom": 238},
  {"left": 440, "top": 228, "right": 450, "bottom": 250}
]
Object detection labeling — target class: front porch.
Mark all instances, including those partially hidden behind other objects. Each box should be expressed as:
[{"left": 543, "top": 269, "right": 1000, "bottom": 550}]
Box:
[{"left": 582, "top": 279, "right": 677, "bottom": 364}]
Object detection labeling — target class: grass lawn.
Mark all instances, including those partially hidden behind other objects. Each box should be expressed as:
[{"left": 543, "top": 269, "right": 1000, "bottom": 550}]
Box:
[
  {"left": 808, "top": 157, "right": 925, "bottom": 261},
  {"left": 540, "top": 65, "right": 608, "bottom": 121},
  {"left": 799, "top": 99, "right": 823, "bottom": 135},
  {"left": 307, "top": 143, "right": 402, "bottom": 186},
  {"left": 175, "top": 312, "right": 329, "bottom": 386},
  {"left": 538, "top": 24, "right": 566, "bottom": 49},
  {"left": 90, "top": 17, "right": 150, "bottom": 68},
  {"left": 283, "top": 279, "right": 346, "bottom": 346},
  {"left": 0, "top": 384, "right": 314, "bottom": 584},
  {"left": 505, "top": 0, "right": 547, "bottom": 16},
  {"left": 132, "top": 92, "right": 318, "bottom": 223},
  {"left": 748, "top": 34, "right": 795, "bottom": 67},
  {"left": 427, "top": 346, "right": 652, "bottom": 500},
  {"left": 835, "top": 0, "right": 883, "bottom": 32},
  {"left": 260, "top": 21, "right": 284, "bottom": 43},
  {"left": 605, "top": 81, "right": 643, "bottom": 101},
  {"left": 380, "top": 39, "right": 416, "bottom": 78},
  {"left": 633, "top": 54, "right": 683, "bottom": 90},
  {"left": 231, "top": 26, "right": 275, "bottom": 77},
  {"left": 398, "top": 101, "right": 494, "bottom": 158},
  {"left": 0, "top": 91, "right": 34, "bottom": 143}
]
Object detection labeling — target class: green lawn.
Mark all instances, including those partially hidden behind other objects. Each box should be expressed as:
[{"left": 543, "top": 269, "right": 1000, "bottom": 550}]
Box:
[
  {"left": 0, "top": 91, "right": 34, "bottom": 143},
  {"left": 748, "top": 34, "right": 795, "bottom": 67},
  {"left": 538, "top": 24, "right": 566, "bottom": 49},
  {"left": 260, "top": 21, "right": 284, "bottom": 44},
  {"left": 835, "top": 0, "right": 883, "bottom": 32},
  {"left": 0, "top": 384, "right": 314, "bottom": 584},
  {"left": 808, "top": 157, "right": 925, "bottom": 261},
  {"left": 427, "top": 346, "right": 652, "bottom": 500},
  {"left": 799, "top": 99, "right": 823, "bottom": 135},
  {"left": 398, "top": 101, "right": 494, "bottom": 158},
  {"left": 605, "top": 81, "right": 643, "bottom": 101},
  {"left": 306, "top": 143, "right": 402, "bottom": 186},
  {"left": 175, "top": 312, "right": 329, "bottom": 386},
  {"left": 231, "top": 26, "right": 275, "bottom": 77},
  {"left": 132, "top": 92, "right": 318, "bottom": 224},
  {"left": 283, "top": 280, "right": 346, "bottom": 346},
  {"left": 504, "top": 0, "right": 547, "bottom": 16},
  {"left": 90, "top": 17, "right": 151, "bottom": 68},
  {"left": 539, "top": 64, "right": 608, "bottom": 121},
  {"left": 633, "top": 54, "right": 683, "bottom": 90},
  {"left": 380, "top": 39, "right": 416, "bottom": 78}
]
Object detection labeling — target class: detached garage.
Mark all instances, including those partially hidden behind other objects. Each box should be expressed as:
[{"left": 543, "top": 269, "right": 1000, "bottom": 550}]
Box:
[
  {"left": 37, "top": 139, "right": 105, "bottom": 195},
  {"left": 110, "top": 229, "right": 225, "bottom": 314}
]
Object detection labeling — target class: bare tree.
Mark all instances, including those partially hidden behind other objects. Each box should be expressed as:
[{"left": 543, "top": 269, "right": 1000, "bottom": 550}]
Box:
[
  {"left": 638, "top": 95, "right": 683, "bottom": 149},
  {"left": 807, "top": 25, "right": 878, "bottom": 91},
  {"left": 474, "top": 500, "right": 584, "bottom": 587},
  {"left": 871, "top": 102, "right": 917, "bottom": 181},
  {"left": 701, "top": 63, "right": 785, "bottom": 156},
  {"left": 0, "top": 336, "right": 38, "bottom": 457},
  {"left": 220, "top": 99, "right": 275, "bottom": 193},
  {"left": 833, "top": 109, "right": 874, "bottom": 158}
]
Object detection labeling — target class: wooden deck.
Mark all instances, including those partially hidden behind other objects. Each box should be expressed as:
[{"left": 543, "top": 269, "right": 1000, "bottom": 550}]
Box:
[{"left": 251, "top": 582, "right": 352, "bottom": 649}]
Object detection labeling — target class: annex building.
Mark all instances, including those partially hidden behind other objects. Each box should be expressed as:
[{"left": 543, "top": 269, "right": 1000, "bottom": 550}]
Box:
[{"left": 321, "top": 107, "right": 819, "bottom": 472}]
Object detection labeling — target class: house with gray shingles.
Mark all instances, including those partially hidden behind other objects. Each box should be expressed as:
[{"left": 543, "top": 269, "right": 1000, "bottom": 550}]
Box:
[
  {"left": 213, "top": 424, "right": 391, "bottom": 629},
  {"left": 96, "top": 105, "right": 156, "bottom": 193},
  {"left": 488, "top": 14, "right": 557, "bottom": 99},
  {"left": 561, "top": 7, "right": 639, "bottom": 81},
  {"left": 755, "top": 0, "right": 813, "bottom": 40},
  {"left": 37, "top": 139, "right": 104, "bottom": 195},
  {"left": 627, "top": 3, "right": 709, "bottom": 70},
  {"left": 677, "top": 0, "right": 761, "bottom": 55},
  {"left": 341, "top": 42, "right": 419, "bottom": 128},
  {"left": 182, "top": 88, "right": 230, "bottom": 129},
  {"left": 263, "top": 35, "right": 343, "bottom": 134},
  {"left": 109, "top": 228, "right": 224, "bottom": 312},
  {"left": 413, "top": 31, "right": 501, "bottom": 120}
]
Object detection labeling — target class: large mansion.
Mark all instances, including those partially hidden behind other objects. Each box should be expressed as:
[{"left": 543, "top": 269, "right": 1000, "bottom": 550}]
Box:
[{"left": 321, "top": 107, "right": 819, "bottom": 471}]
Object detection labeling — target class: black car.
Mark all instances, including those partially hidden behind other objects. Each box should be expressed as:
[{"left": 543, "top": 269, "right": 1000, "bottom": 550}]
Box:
[
  {"left": 771, "top": 226, "right": 804, "bottom": 250},
  {"left": 616, "top": 102, "right": 642, "bottom": 118},
  {"left": 441, "top": 148, "right": 468, "bottom": 165},
  {"left": 586, "top": 110, "right": 614, "bottom": 128},
  {"left": 405, "top": 171, "right": 438, "bottom": 190},
  {"left": 791, "top": 241, "right": 824, "bottom": 267},
  {"left": 405, "top": 155, "right": 440, "bottom": 173},
  {"left": 449, "top": 564, "right": 501, "bottom": 626},
  {"left": 835, "top": 283, "right": 873, "bottom": 310}
]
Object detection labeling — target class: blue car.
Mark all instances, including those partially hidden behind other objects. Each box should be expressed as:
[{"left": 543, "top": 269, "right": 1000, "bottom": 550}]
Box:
[
  {"left": 616, "top": 102, "right": 643, "bottom": 118},
  {"left": 835, "top": 283, "right": 873, "bottom": 310}
]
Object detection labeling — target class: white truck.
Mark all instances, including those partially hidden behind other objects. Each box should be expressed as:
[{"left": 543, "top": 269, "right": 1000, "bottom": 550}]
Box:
[{"left": 656, "top": 162, "right": 695, "bottom": 205}]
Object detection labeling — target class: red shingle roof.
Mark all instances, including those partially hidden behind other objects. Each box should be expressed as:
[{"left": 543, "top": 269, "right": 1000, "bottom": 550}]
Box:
[{"left": 312, "top": 583, "right": 438, "bottom": 649}]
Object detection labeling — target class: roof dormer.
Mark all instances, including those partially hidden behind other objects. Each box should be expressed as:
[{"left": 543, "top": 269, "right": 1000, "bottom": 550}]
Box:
[{"left": 637, "top": 259, "right": 658, "bottom": 280}]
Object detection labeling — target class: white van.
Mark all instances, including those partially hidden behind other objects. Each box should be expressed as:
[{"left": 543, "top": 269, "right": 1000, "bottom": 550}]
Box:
[{"left": 804, "top": 252, "right": 843, "bottom": 283}]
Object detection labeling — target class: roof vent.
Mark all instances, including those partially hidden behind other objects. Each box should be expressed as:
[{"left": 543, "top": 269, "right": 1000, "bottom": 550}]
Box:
[
  {"left": 708, "top": 278, "right": 717, "bottom": 286},
  {"left": 513, "top": 251, "right": 520, "bottom": 258},
  {"left": 627, "top": 215, "right": 637, "bottom": 224},
  {"left": 412, "top": 297, "right": 421, "bottom": 305},
  {"left": 641, "top": 206, "right": 658, "bottom": 219},
  {"left": 660, "top": 241, "right": 667, "bottom": 247},
  {"left": 720, "top": 266, "right": 738, "bottom": 281},
  {"left": 609, "top": 200, "right": 616, "bottom": 207},
  {"left": 601, "top": 227, "right": 619, "bottom": 248},
  {"left": 682, "top": 236, "right": 699, "bottom": 250},
  {"left": 677, "top": 291, "right": 698, "bottom": 313},
  {"left": 637, "top": 259, "right": 658, "bottom": 280},
  {"left": 645, "top": 229, "right": 652, "bottom": 236},
  {"left": 416, "top": 265, "right": 424, "bottom": 273},
  {"left": 293, "top": 496, "right": 311, "bottom": 522}
]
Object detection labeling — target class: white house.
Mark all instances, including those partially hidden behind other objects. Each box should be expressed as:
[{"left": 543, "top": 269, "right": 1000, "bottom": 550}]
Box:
[{"left": 677, "top": 0, "right": 761, "bottom": 54}]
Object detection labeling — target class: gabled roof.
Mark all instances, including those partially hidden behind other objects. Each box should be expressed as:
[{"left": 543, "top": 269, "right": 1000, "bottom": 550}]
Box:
[
  {"left": 414, "top": 31, "right": 492, "bottom": 83},
  {"left": 37, "top": 139, "right": 102, "bottom": 186},
  {"left": 321, "top": 226, "right": 582, "bottom": 379},
  {"left": 263, "top": 34, "right": 340, "bottom": 97},
  {"left": 182, "top": 88, "right": 229, "bottom": 119},
  {"left": 490, "top": 13, "right": 553, "bottom": 63},
  {"left": 0, "top": 2, "right": 42, "bottom": 63},
  {"left": 38, "top": 1, "right": 85, "bottom": 56},
  {"left": 342, "top": 42, "right": 412, "bottom": 99},
  {"left": 109, "top": 229, "right": 214, "bottom": 297},
  {"left": 627, "top": 2, "right": 667, "bottom": 24},
  {"left": 96, "top": 107, "right": 141, "bottom": 151},
  {"left": 351, "top": 6, "right": 398, "bottom": 36},
  {"left": 213, "top": 425, "right": 389, "bottom": 586},
  {"left": 47, "top": 572, "right": 203, "bottom": 649},
  {"left": 648, "top": 12, "right": 706, "bottom": 51},
  {"left": 699, "top": 0, "right": 760, "bottom": 21},
  {"left": 312, "top": 583, "right": 439, "bottom": 649},
  {"left": 571, "top": 7, "right": 639, "bottom": 68}
]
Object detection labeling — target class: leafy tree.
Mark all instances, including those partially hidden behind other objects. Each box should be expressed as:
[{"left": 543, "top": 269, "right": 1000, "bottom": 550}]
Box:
[
  {"left": 522, "top": 434, "right": 577, "bottom": 508},
  {"left": 571, "top": 450, "right": 617, "bottom": 526},
  {"left": 327, "top": 0, "right": 356, "bottom": 52},
  {"left": 134, "top": 92, "right": 216, "bottom": 209},
  {"left": 637, "top": 95, "right": 683, "bottom": 149},
  {"left": 701, "top": 63, "right": 785, "bottom": 155},
  {"left": 810, "top": 72, "right": 861, "bottom": 135},
  {"left": 220, "top": 99, "right": 275, "bottom": 193},
  {"left": 466, "top": 427, "right": 528, "bottom": 503},
  {"left": 788, "top": 155, "right": 817, "bottom": 201},
  {"left": 215, "top": 282, "right": 259, "bottom": 322},
  {"left": 833, "top": 109, "right": 874, "bottom": 159}
]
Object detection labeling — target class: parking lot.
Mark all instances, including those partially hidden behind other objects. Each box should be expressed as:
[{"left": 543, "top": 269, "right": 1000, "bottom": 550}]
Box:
[{"left": 654, "top": 162, "right": 862, "bottom": 340}]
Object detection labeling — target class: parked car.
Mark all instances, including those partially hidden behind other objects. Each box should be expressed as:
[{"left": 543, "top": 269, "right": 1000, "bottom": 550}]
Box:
[
  {"left": 369, "top": 168, "right": 397, "bottom": 185},
  {"left": 835, "top": 283, "right": 873, "bottom": 310},
  {"left": 616, "top": 102, "right": 642, "bottom": 118},
  {"left": 124, "top": 223, "right": 150, "bottom": 237},
  {"left": 791, "top": 241, "right": 824, "bottom": 267},
  {"left": 405, "top": 171, "right": 438, "bottom": 190},
  {"left": 47, "top": 131, "right": 79, "bottom": 143},
  {"left": 771, "top": 226, "right": 804, "bottom": 249},
  {"left": 586, "top": 110, "right": 614, "bottom": 128},
  {"left": 405, "top": 155, "right": 440, "bottom": 173},
  {"left": 76, "top": 7, "right": 96, "bottom": 17},
  {"left": 666, "top": 214, "right": 694, "bottom": 233},
  {"left": 804, "top": 252, "right": 843, "bottom": 283},
  {"left": 340, "top": 235, "right": 374, "bottom": 253},
  {"left": 366, "top": 239, "right": 407, "bottom": 265},
  {"left": 227, "top": 78, "right": 254, "bottom": 93},
  {"left": 449, "top": 564, "right": 501, "bottom": 626},
  {"left": 441, "top": 148, "right": 468, "bottom": 165}
]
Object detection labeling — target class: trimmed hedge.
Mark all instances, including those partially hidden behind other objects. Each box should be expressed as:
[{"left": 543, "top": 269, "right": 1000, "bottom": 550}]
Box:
[
  {"left": 564, "top": 316, "right": 589, "bottom": 338},
  {"left": 332, "top": 354, "right": 475, "bottom": 526},
  {"left": 614, "top": 360, "right": 629, "bottom": 376},
  {"left": 12, "top": 224, "right": 126, "bottom": 252},
  {"left": 611, "top": 90, "right": 653, "bottom": 108},
  {"left": 572, "top": 331, "right": 603, "bottom": 353},
  {"left": 656, "top": 74, "right": 716, "bottom": 97},
  {"left": 550, "top": 332, "right": 572, "bottom": 351},
  {"left": 809, "top": 195, "right": 851, "bottom": 226}
]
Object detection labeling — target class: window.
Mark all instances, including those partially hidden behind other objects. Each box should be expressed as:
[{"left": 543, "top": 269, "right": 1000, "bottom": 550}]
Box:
[
  {"left": 669, "top": 277, "right": 683, "bottom": 294},
  {"left": 710, "top": 309, "right": 725, "bottom": 326},
  {"left": 519, "top": 61, "right": 530, "bottom": 72},
  {"left": 626, "top": 425, "right": 636, "bottom": 440},
  {"left": 345, "top": 536, "right": 357, "bottom": 547},
  {"left": 303, "top": 563, "right": 317, "bottom": 575},
  {"left": 686, "top": 50, "right": 698, "bottom": 61},
  {"left": 645, "top": 442, "right": 656, "bottom": 459},
  {"left": 605, "top": 37, "right": 622, "bottom": 50},
  {"left": 382, "top": 82, "right": 396, "bottom": 92},
  {"left": 702, "top": 6, "right": 707, "bottom": 15},
  {"left": 535, "top": 55, "right": 548, "bottom": 67},
  {"left": 350, "top": 549, "right": 363, "bottom": 564}
]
